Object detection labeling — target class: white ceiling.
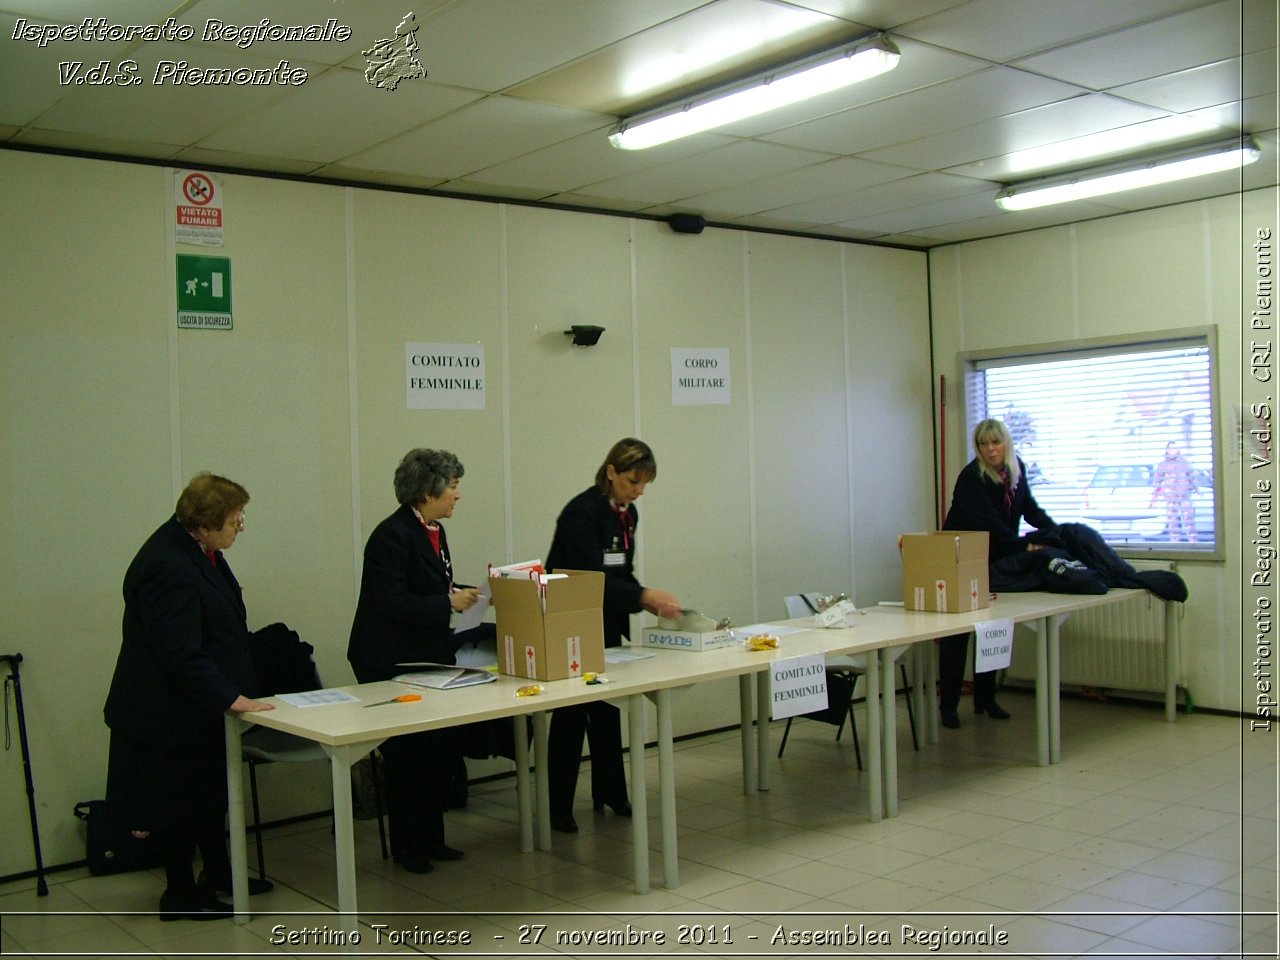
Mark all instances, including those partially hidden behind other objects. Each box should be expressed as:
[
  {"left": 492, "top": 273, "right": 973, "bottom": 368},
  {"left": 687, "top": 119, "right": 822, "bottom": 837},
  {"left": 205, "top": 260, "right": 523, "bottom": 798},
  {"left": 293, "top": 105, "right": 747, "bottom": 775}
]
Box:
[{"left": 1, "top": 0, "right": 1276, "bottom": 248}]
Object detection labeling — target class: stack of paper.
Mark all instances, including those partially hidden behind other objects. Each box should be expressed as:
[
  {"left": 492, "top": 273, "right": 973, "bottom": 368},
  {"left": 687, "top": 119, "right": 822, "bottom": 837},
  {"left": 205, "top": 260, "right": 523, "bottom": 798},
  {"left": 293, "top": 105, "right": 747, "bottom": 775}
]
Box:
[{"left": 393, "top": 663, "right": 497, "bottom": 689}]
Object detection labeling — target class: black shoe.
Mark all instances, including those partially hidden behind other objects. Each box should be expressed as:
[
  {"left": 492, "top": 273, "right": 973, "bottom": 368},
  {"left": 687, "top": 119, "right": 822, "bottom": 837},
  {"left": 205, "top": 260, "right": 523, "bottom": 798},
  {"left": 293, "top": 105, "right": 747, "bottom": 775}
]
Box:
[
  {"left": 392, "top": 853, "right": 434, "bottom": 874},
  {"left": 980, "top": 700, "right": 1011, "bottom": 720},
  {"left": 550, "top": 814, "right": 579, "bottom": 834},
  {"left": 158, "top": 888, "right": 233, "bottom": 921},
  {"left": 940, "top": 708, "right": 961, "bottom": 729},
  {"left": 427, "top": 843, "right": 464, "bottom": 862},
  {"left": 592, "top": 799, "right": 632, "bottom": 817},
  {"left": 197, "top": 870, "right": 273, "bottom": 896}
]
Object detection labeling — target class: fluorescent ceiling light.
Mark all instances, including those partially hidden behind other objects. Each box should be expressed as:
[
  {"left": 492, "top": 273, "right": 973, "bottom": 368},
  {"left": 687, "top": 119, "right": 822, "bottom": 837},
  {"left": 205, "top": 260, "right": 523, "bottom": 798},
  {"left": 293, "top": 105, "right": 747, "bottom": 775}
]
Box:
[
  {"left": 995, "top": 137, "right": 1261, "bottom": 211},
  {"left": 608, "top": 33, "right": 900, "bottom": 151}
]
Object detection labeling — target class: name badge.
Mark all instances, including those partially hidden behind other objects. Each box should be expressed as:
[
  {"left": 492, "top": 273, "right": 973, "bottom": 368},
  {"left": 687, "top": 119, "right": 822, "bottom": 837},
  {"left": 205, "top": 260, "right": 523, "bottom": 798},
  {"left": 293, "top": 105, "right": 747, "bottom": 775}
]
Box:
[{"left": 603, "top": 550, "right": 626, "bottom": 567}]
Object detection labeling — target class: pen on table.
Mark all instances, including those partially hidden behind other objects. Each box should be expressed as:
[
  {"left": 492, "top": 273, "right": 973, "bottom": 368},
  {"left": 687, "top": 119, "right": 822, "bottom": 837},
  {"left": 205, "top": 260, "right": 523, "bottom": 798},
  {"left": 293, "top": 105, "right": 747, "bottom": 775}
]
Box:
[{"left": 362, "top": 693, "right": 422, "bottom": 708}]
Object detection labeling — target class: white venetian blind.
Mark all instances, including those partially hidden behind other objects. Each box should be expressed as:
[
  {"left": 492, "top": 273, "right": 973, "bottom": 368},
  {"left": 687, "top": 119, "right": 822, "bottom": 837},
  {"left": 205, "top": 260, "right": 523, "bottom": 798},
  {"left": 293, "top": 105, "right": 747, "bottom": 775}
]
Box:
[{"left": 962, "top": 337, "right": 1216, "bottom": 552}]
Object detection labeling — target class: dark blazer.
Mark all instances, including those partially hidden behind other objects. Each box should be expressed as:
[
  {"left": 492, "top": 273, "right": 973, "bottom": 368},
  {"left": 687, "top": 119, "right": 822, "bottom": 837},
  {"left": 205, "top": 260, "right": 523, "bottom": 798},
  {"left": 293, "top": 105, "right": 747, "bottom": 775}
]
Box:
[
  {"left": 546, "top": 487, "right": 644, "bottom": 646},
  {"left": 944, "top": 456, "right": 1056, "bottom": 560},
  {"left": 104, "top": 516, "right": 256, "bottom": 746},
  {"left": 347, "top": 504, "right": 458, "bottom": 682}
]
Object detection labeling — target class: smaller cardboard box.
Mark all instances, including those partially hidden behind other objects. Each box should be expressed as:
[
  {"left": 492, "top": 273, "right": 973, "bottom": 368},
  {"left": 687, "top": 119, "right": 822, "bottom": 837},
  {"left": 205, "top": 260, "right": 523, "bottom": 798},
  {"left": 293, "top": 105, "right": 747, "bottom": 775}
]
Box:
[
  {"left": 901, "top": 531, "right": 990, "bottom": 613},
  {"left": 490, "top": 569, "right": 605, "bottom": 681},
  {"left": 639, "top": 626, "right": 735, "bottom": 652}
]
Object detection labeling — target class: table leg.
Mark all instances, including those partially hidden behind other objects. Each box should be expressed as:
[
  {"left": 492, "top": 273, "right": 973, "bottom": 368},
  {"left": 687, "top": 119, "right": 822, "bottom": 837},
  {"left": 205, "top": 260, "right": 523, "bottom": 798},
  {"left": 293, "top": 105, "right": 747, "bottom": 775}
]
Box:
[
  {"left": 909, "top": 642, "right": 928, "bottom": 745},
  {"left": 1165, "top": 601, "right": 1179, "bottom": 722},
  {"left": 738, "top": 675, "right": 756, "bottom": 794},
  {"left": 1035, "top": 617, "right": 1049, "bottom": 767},
  {"left": 532, "top": 711, "right": 551, "bottom": 850},
  {"left": 1048, "top": 614, "right": 1061, "bottom": 764},
  {"left": 513, "top": 716, "right": 533, "bottom": 853},
  {"left": 865, "top": 649, "right": 882, "bottom": 823},
  {"left": 324, "top": 743, "right": 366, "bottom": 919},
  {"left": 628, "top": 693, "right": 650, "bottom": 894},
  {"left": 924, "top": 639, "right": 938, "bottom": 744},
  {"left": 883, "top": 646, "right": 898, "bottom": 818},
  {"left": 655, "top": 687, "right": 678, "bottom": 889},
  {"left": 224, "top": 716, "right": 249, "bottom": 922},
  {"left": 756, "top": 671, "right": 771, "bottom": 792}
]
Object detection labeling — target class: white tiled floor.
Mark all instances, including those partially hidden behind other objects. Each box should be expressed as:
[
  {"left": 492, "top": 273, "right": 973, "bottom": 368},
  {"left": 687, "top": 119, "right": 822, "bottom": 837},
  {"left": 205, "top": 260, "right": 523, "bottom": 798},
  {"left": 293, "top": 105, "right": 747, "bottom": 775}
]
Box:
[{"left": 2, "top": 694, "right": 1276, "bottom": 958}]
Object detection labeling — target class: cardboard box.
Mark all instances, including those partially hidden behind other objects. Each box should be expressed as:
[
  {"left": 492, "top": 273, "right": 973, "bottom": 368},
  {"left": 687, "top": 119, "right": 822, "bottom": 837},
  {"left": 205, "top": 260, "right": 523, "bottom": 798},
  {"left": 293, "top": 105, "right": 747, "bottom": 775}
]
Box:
[
  {"left": 490, "top": 569, "right": 605, "bottom": 681},
  {"left": 901, "top": 531, "right": 990, "bottom": 612},
  {"left": 639, "top": 625, "right": 736, "bottom": 652}
]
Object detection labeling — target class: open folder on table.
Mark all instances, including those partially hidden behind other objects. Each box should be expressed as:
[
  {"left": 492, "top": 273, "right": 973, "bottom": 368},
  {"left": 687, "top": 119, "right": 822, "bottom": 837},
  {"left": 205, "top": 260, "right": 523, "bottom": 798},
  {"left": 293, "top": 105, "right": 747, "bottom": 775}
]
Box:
[{"left": 393, "top": 663, "right": 498, "bottom": 690}]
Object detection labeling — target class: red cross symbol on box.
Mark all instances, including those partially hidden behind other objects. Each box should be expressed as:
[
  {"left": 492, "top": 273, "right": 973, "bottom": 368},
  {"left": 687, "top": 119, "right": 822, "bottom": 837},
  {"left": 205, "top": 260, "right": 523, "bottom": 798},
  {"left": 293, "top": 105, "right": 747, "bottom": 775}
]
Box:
[{"left": 570, "top": 659, "right": 580, "bottom": 673}]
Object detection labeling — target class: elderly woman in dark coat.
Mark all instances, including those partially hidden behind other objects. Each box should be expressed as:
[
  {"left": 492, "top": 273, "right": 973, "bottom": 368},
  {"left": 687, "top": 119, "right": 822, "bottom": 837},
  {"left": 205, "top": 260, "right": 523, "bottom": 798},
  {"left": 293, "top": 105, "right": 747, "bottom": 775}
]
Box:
[
  {"left": 347, "top": 448, "right": 480, "bottom": 875},
  {"left": 104, "top": 472, "right": 274, "bottom": 920}
]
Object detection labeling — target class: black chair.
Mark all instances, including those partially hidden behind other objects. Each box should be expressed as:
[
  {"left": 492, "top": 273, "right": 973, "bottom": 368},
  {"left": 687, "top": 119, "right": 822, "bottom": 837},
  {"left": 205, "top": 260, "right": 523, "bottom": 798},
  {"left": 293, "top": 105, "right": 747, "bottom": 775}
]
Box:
[
  {"left": 242, "top": 732, "right": 389, "bottom": 880},
  {"left": 776, "top": 593, "right": 919, "bottom": 763},
  {"left": 243, "top": 625, "right": 388, "bottom": 879}
]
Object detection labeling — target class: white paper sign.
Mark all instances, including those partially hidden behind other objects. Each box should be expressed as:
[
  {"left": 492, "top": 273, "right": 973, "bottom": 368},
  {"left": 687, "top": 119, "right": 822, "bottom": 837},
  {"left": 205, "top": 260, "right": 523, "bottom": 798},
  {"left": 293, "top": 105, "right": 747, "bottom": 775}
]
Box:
[
  {"left": 671, "top": 347, "right": 730, "bottom": 405},
  {"left": 769, "top": 653, "right": 828, "bottom": 720},
  {"left": 406, "top": 342, "right": 485, "bottom": 409},
  {"left": 974, "top": 618, "right": 1015, "bottom": 673}
]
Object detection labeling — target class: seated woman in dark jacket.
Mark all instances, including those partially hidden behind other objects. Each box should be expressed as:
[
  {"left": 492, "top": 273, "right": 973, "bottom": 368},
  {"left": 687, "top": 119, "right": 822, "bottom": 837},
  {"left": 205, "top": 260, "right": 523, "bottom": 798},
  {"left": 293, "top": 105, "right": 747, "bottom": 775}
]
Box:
[{"left": 939, "top": 418, "right": 1057, "bottom": 729}]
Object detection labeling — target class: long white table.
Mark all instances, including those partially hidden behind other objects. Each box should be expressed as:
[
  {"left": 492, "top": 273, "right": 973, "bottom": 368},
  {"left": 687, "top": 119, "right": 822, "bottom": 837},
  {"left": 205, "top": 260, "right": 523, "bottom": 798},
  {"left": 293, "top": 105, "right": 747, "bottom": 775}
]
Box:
[
  {"left": 225, "top": 588, "right": 1176, "bottom": 918},
  {"left": 743, "top": 588, "right": 1177, "bottom": 819}
]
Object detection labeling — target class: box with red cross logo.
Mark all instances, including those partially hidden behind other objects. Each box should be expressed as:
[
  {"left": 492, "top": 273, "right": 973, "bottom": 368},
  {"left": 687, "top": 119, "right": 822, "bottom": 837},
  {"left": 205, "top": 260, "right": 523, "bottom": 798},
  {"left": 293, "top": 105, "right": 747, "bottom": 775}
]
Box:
[
  {"left": 900, "top": 531, "right": 990, "bottom": 613},
  {"left": 490, "top": 569, "right": 605, "bottom": 681}
]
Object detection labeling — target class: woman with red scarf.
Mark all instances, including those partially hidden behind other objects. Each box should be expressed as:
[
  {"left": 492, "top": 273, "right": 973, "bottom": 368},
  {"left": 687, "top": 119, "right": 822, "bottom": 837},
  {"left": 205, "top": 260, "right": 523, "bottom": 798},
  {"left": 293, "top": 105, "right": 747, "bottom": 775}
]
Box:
[{"left": 543, "top": 438, "right": 681, "bottom": 834}]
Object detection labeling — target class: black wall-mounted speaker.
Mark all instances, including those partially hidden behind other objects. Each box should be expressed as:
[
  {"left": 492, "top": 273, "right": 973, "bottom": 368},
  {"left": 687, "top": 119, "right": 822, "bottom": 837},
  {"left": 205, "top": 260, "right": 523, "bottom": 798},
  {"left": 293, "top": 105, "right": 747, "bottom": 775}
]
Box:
[{"left": 667, "top": 214, "right": 706, "bottom": 234}]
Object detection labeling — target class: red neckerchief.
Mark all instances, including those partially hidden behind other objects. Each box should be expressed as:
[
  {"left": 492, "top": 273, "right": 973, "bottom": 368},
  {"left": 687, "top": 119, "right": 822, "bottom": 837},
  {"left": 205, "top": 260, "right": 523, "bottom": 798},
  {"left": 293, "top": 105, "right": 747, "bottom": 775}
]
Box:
[
  {"left": 611, "top": 501, "right": 635, "bottom": 551},
  {"left": 414, "top": 509, "right": 442, "bottom": 557}
]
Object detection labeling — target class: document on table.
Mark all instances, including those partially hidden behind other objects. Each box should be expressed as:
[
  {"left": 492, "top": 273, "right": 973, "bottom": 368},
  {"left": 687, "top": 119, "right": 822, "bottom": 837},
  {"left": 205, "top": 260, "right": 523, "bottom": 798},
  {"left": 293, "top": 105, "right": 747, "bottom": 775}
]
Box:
[
  {"left": 276, "top": 689, "right": 361, "bottom": 708},
  {"left": 605, "top": 648, "right": 655, "bottom": 663}
]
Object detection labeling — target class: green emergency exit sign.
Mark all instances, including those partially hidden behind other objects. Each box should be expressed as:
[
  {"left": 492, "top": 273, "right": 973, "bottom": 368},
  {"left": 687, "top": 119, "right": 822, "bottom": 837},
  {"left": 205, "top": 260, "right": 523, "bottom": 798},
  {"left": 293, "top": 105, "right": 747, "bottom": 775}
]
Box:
[{"left": 176, "top": 254, "right": 232, "bottom": 329}]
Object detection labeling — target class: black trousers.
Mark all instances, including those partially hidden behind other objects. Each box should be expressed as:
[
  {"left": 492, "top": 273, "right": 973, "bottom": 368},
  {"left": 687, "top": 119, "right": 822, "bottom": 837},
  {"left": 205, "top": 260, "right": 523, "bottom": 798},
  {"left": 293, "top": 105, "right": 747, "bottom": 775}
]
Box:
[
  {"left": 106, "top": 729, "right": 229, "bottom": 894},
  {"left": 547, "top": 701, "right": 627, "bottom": 817},
  {"left": 378, "top": 728, "right": 457, "bottom": 857},
  {"left": 938, "top": 632, "right": 997, "bottom": 712}
]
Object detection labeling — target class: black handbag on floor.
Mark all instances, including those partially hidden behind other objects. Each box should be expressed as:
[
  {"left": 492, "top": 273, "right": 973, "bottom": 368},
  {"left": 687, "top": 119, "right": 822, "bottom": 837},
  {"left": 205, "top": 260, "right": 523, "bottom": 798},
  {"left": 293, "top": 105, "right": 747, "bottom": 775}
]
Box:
[{"left": 73, "top": 800, "right": 166, "bottom": 875}]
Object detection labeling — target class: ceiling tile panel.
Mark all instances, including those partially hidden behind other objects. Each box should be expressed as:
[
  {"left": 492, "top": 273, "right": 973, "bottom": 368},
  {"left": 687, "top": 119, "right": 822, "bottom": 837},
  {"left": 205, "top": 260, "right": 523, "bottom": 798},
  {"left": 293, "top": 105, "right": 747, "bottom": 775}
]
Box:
[
  {"left": 199, "top": 68, "right": 484, "bottom": 162},
  {"left": 571, "top": 140, "right": 840, "bottom": 206},
  {"left": 895, "top": 0, "right": 1215, "bottom": 62},
  {"left": 339, "top": 95, "right": 608, "bottom": 179},
  {"left": 764, "top": 171, "right": 990, "bottom": 225},
  {"left": 1013, "top": 0, "right": 1242, "bottom": 89},
  {"left": 678, "top": 156, "right": 916, "bottom": 217},
  {"left": 406, "top": 0, "right": 709, "bottom": 92},
  {"left": 760, "top": 65, "right": 1085, "bottom": 156},
  {"left": 22, "top": 43, "right": 327, "bottom": 145},
  {"left": 861, "top": 93, "right": 1168, "bottom": 171}
]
